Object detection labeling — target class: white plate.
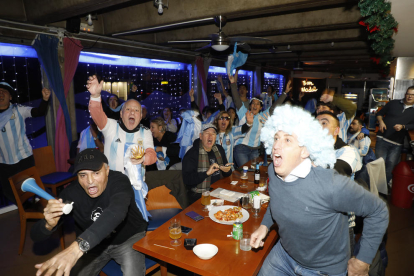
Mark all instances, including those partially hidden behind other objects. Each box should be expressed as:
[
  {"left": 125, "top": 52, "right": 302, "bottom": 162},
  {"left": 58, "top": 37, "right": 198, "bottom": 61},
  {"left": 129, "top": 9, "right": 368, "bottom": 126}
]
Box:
[{"left": 208, "top": 205, "right": 249, "bottom": 225}]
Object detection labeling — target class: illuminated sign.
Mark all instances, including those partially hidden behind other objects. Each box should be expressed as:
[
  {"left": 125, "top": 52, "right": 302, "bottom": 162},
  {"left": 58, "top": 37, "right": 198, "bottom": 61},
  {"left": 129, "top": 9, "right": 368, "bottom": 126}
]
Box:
[
  {"left": 301, "top": 80, "right": 318, "bottom": 92},
  {"left": 161, "top": 81, "right": 168, "bottom": 85}
]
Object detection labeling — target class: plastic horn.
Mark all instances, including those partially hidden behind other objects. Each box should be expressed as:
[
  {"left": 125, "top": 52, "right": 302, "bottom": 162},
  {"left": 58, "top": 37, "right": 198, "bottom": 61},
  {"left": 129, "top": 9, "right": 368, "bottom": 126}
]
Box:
[{"left": 21, "top": 178, "right": 54, "bottom": 201}]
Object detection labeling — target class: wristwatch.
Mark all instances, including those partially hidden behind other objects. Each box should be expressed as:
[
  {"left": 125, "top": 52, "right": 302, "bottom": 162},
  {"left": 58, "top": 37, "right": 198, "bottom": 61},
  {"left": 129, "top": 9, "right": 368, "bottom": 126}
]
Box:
[
  {"left": 93, "top": 136, "right": 98, "bottom": 141},
  {"left": 76, "top": 237, "right": 90, "bottom": 253}
]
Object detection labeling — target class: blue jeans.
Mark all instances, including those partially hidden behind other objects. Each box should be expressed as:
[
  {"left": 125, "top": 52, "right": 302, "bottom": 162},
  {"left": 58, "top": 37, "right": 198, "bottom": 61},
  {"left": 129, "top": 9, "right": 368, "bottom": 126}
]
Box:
[
  {"left": 233, "top": 144, "right": 260, "bottom": 168},
  {"left": 375, "top": 138, "right": 402, "bottom": 184},
  {"left": 71, "top": 231, "right": 146, "bottom": 276},
  {"left": 258, "top": 241, "right": 347, "bottom": 276}
]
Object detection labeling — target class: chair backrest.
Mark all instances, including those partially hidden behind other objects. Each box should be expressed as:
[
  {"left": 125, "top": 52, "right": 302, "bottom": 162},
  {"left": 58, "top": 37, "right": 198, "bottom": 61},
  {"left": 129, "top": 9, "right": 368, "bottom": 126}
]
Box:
[
  {"left": 32, "top": 146, "right": 57, "bottom": 176},
  {"left": 8, "top": 166, "right": 48, "bottom": 211},
  {"left": 146, "top": 185, "right": 182, "bottom": 211}
]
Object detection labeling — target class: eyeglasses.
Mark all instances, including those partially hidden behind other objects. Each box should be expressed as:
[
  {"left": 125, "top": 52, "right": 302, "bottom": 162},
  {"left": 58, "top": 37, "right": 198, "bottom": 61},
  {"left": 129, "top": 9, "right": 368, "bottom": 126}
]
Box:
[
  {"left": 219, "top": 117, "right": 230, "bottom": 121},
  {"left": 406, "top": 94, "right": 414, "bottom": 97}
]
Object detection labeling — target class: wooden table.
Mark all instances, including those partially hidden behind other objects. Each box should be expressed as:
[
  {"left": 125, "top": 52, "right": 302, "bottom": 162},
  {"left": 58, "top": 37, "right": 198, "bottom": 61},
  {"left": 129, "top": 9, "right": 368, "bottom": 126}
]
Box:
[{"left": 133, "top": 165, "right": 278, "bottom": 276}]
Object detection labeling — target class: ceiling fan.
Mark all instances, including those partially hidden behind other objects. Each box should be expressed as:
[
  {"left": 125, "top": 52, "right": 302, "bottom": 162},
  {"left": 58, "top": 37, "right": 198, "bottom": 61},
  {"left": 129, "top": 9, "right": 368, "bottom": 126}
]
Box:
[{"left": 167, "top": 15, "right": 273, "bottom": 53}]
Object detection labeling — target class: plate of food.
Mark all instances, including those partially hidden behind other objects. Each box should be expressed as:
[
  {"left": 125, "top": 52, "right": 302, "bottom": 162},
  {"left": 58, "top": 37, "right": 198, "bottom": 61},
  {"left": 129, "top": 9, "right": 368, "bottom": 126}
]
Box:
[{"left": 208, "top": 205, "right": 249, "bottom": 225}]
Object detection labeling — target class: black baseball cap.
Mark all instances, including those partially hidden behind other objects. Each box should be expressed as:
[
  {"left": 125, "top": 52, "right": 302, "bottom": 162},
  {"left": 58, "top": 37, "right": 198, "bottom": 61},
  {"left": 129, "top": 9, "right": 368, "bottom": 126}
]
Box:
[{"left": 73, "top": 148, "right": 108, "bottom": 174}]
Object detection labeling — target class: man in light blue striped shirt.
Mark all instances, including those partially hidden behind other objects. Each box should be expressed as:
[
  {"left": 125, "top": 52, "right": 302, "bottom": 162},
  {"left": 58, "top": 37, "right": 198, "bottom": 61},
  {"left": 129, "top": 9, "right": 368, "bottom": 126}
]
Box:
[
  {"left": 229, "top": 73, "right": 288, "bottom": 167},
  {"left": 0, "top": 82, "right": 50, "bottom": 203}
]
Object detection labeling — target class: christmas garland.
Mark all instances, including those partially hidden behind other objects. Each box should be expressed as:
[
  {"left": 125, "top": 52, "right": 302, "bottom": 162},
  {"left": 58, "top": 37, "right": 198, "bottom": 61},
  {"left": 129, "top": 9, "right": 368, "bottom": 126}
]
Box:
[{"left": 358, "top": 0, "right": 398, "bottom": 74}]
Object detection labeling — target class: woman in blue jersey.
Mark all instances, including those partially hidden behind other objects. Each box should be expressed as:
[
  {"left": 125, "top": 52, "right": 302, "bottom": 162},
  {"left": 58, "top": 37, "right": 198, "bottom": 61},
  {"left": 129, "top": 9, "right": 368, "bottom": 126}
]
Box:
[{"left": 213, "top": 110, "right": 253, "bottom": 167}]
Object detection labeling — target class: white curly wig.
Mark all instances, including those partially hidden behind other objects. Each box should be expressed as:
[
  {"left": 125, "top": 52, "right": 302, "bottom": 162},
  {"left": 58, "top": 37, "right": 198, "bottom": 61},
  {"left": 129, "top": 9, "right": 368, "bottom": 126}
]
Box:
[{"left": 260, "top": 104, "right": 336, "bottom": 168}]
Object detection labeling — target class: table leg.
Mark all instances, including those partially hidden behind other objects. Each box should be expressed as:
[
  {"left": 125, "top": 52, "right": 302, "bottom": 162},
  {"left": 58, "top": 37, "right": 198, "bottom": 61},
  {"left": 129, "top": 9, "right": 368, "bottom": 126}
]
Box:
[{"left": 160, "top": 260, "right": 167, "bottom": 276}]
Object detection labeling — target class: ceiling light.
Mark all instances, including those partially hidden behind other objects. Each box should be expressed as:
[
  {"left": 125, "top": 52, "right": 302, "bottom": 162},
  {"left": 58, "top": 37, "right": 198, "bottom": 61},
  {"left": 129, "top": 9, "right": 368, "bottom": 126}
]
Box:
[
  {"left": 154, "top": 0, "right": 168, "bottom": 15},
  {"left": 211, "top": 44, "right": 229, "bottom": 51},
  {"left": 87, "top": 14, "right": 93, "bottom": 26}
]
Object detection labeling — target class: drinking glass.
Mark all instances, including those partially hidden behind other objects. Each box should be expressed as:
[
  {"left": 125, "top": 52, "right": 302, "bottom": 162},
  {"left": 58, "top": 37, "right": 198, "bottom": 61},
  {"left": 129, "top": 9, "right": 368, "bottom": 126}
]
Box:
[
  {"left": 259, "top": 177, "right": 266, "bottom": 188},
  {"left": 242, "top": 195, "right": 251, "bottom": 210},
  {"left": 240, "top": 232, "right": 252, "bottom": 251},
  {"left": 240, "top": 166, "right": 249, "bottom": 188},
  {"left": 251, "top": 157, "right": 257, "bottom": 169},
  {"left": 169, "top": 218, "right": 182, "bottom": 246},
  {"left": 201, "top": 191, "right": 211, "bottom": 212},
  {"left": 252, "top": 196, "right": 261, "bottom": 218}
]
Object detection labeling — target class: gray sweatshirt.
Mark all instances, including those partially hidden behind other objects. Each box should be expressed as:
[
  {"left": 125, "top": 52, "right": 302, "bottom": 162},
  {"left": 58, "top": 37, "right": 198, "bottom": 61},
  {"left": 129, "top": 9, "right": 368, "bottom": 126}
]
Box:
[{"left": 261, "top": 165, "right": 389, "bottom": 274}]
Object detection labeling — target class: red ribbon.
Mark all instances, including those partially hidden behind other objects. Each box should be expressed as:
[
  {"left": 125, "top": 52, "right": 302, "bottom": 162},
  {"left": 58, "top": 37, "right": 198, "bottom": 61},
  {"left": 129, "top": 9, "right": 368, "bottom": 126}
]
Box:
[
  {"left": 393, "top": 27, "right": 398, "bottom": 33},
  {"left": 370, "top": 57, "right": 380, "bottom": 64},
  {"left": 359, "top": 21, "right": 379, "bottom": 32}
]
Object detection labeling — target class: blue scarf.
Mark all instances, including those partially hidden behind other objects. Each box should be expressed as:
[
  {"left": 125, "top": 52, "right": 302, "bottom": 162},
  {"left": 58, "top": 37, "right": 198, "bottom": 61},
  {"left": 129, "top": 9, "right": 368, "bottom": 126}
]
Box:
[
  {"left": 0, "top": 104, "right": 15, "bottom": 130},
  {"left": 175, "top": 110, "right": 202, "bottom": 159}
]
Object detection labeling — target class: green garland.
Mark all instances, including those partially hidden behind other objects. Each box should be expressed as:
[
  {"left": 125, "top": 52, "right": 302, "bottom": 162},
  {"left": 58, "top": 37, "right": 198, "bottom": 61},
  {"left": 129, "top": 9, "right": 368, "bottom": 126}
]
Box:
[{"left": 358, "top": 0, "right": 398, "bottom": 74}]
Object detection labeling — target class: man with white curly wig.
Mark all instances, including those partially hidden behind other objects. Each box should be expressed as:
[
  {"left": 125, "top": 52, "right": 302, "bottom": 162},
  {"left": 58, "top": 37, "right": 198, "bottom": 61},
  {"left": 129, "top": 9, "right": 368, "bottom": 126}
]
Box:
[{"left": 250, "top": 105, "right": 388, "bottom": 276}]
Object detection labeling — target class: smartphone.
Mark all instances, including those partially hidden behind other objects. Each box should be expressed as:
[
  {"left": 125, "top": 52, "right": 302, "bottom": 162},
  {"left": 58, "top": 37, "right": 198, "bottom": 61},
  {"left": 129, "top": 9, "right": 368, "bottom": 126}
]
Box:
[
  {"left": 225, "top": 164, "right": 232, "bottom": 167},
  {"left": 185, "top": 211, "right": 204, "bottom": 222},
  {"left": 181, "top": 226, "right": 193, "bottom": 234}
]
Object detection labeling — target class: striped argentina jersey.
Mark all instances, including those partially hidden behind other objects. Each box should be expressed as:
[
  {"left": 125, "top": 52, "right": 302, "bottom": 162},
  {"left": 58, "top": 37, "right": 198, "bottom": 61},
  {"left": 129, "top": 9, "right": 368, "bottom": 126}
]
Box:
[
  {"left": 235, "top": 105, "right": 270, "bottom": 147},
  {"left": 100, "top": 119, "right": 154, "bottom": 173},
  {"left": 337, "top": 111, "right": 355, "bottom": 142},
  {"left": 215, "top": 125, "right": 245, "bottom": 164},
  {"left": 0, "top": 104, "right": 33, "bottom": 164},
  {"left": 347, "top": 132, "right": 371, "bottom": 163}
]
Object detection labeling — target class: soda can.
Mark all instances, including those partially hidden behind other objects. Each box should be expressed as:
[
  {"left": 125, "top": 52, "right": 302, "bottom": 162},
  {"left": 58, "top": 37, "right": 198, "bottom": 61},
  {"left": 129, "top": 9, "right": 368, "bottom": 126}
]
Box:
[{"left": 232, "top": 221, "right": 243, "bottom": 240}]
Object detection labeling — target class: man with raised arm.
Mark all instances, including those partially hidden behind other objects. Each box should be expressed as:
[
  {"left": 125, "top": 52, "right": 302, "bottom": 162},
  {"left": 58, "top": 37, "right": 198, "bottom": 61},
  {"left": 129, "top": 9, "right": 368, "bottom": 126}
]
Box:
[
  {"left": 229, "top": 71, "right": 289, "bottom": 167},
  {"left": 31, "top": 149, "right": 147, "bottom": 276},
  {"left": 251, "top": 105, "right": 388, "bottom": 276},
  {"left": 0, "top": 82, "right": 50, "bottom": 204},
  {"left": 86, "top": 75, "right": 156, "bottom": 172}
]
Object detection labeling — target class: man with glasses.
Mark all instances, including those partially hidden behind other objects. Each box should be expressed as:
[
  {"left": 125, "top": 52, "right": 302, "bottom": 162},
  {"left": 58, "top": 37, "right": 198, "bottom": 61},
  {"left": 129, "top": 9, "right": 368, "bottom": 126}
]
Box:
[{"left": 375, "top": 86, "right": 414, "bottom": 187}]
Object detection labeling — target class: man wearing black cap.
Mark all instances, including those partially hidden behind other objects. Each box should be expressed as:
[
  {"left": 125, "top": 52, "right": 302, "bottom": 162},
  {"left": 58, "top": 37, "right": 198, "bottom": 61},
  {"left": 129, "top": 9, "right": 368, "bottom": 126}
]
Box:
[
  {"left": 31, "top": 149, "right": 147, "bottom": 276},
  {"left": 0, "top": 82, "right": 50, "bottom": 204},
  {"left": 182, "top": 123, "right": 233, "bottom": 204}
]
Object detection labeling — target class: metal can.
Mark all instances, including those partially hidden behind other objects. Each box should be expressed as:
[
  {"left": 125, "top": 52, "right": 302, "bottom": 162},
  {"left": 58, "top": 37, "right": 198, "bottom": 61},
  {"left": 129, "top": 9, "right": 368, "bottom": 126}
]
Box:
[{"left": 232, "top": 221, "right": 243, "bottom": 240}]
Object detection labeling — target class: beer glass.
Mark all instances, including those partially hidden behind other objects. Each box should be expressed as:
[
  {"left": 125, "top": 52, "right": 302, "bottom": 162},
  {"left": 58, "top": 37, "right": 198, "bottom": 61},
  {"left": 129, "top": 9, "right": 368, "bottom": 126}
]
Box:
[
  {"left": 169, "top": 218, "right": 182, "bottom": 246},
  {"left": 201, "top": 191, "right": 211, "bottom": 212}
]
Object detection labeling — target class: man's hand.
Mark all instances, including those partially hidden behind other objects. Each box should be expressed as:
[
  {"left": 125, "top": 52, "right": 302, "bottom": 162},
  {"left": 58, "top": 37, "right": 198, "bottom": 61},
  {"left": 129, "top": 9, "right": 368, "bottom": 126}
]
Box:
[
  {"left": 130, "top": 157, "right": 144, "bottom": 165},
  {"left": 285, "top": 80, "right": 292, "bottom": 94},
  {"left": 35, "top": 242, "right": 83, "bottom": 276},
  {"left": 217, "top": 75, "right": 223, "bottom": 82},
  {"left": 357, "top": 133, "right": 365, "bottom": 140},
  {"left": 206, "top": 163, "right": 220, "bottom": 176},
  {"left": 347, "top": 257, "right": 369, "bottom": 276},
  {"left": 189, "top": 88, "right": 195, "bottom": 101},
  {"left": 320, "top": 94, "right": 334, "bottom": 103},
  {"left": 86, "top": 75, "right": 103, "bottom": 98},
  {"left": 219, "top": 163, "right": 233, "bottom": 173},
  {"left": 246, "top": 111, "right": 254, "bottom": 125},
  {"left": 42, "top": 88, "right": 51, "bottom": 101},
  {"left": 394, "top": 124, "right": 403, "bottom": 131},
  {"left": 155, "top": 146, "right": 163, "bottom": 152},
  {"left": 214, "top": 93, "right": 223, "bottom": 104},
  {"left": 378, "top": 120, "right": 387, "bottom": 133},
  {"left": 228, "top": 74, "right": 235, "bottom": 84},
  {"left": 44, "top": 199, "right": 65, "bottom": 231},
  {"left": 250, "top": 225, "right": 268, "bottom": 248},
  {"left": 299, "top": 91, "right": 305, "bottom": 101}
]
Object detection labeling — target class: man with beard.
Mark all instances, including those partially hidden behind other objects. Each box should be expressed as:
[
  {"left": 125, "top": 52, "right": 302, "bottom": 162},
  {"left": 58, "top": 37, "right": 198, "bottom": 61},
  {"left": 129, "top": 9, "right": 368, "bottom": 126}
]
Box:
[
  {"left": 32, "top": 149, "right": 147, "bottom": 276},
  {"left": 251, "top": 105, "right": 388, "bottom": 276},
  {"left": 86, "top": 75, "right": 156, "bottom": 173},
  {"left": 347, "top": 118, "right": 371, "bottom": 163}
]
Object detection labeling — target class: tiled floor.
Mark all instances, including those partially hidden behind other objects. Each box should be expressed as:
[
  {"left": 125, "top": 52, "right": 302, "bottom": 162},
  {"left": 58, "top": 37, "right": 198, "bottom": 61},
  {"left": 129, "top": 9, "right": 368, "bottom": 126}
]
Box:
[{"left": 0, "top": 197, "right": 413, "bottom": 276}]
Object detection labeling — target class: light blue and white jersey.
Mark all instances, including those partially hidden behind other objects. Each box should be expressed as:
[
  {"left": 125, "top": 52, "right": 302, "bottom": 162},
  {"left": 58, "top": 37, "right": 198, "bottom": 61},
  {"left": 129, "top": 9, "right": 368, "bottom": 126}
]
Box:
[
  {"left": 346, "top": 131, "right": 371, "bottom": 163},
  {"left": 335, "top": 145, "right": 362, "bottom": 174},
  {"left": 235, "top": 105, "right": 269, "bottom": 148},
  {"left": 100, "top": 119, "right": 153, "bottom": 173},
  {"left": 223, "top": 95, "right": 234, "bottom": 110},
  {"left": 337, "top": 112, "right": 355, "bottom": 142},
  {"left": 0, "top": 104, "right": 33, "bottom": 164},
  {"left": 261, "top": 93, "right": 278, "bottom": 111},
  {"left": 216, "top": 125, "right": 245, "bottom": 164}
]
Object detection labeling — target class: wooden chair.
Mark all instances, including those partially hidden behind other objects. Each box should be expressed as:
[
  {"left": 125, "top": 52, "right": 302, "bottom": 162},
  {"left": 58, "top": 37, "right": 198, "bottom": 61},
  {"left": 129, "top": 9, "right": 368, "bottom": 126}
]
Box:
[
  {"left": 8, "top": 166, "right": 65, "bottom": 255},
  {"left": 32, "top": 146, "right": 77, "bottom": 196}
]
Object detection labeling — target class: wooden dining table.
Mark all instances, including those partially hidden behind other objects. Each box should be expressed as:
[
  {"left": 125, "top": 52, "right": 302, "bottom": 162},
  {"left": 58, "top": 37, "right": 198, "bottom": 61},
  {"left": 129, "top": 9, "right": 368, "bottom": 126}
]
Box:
[{"left": 133, "top": 163, "right": 278, "bottom": 276}]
